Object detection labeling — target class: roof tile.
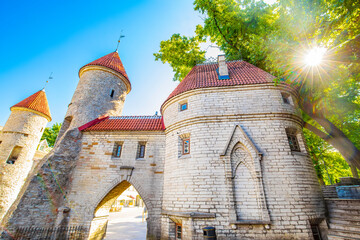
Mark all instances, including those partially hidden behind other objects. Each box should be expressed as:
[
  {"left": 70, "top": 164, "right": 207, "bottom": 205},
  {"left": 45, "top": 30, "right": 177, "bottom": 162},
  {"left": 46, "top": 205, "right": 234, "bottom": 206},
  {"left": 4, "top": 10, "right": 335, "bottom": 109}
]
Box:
[
  {"left": 80, "top": 116, "right": 164, "bottom": 132},
  {"left": 11, "top": 89, "right": 51, "bottom": 121},
  {"left": 79, "top": 51, "right": 131, "bottom": 89},
  {"left": 163, "top": 60, "right": 275, "bottom": 105}
]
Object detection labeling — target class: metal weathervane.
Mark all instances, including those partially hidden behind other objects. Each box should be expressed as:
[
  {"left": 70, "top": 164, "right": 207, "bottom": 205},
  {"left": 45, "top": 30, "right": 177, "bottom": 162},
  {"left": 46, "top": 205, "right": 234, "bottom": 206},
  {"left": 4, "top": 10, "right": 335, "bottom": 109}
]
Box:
[
  {"left": 116, "top": 31, "right": 125, "bottom": 52},
  {"left": 43, "top": 72, "right": 53, "bottom": 90}
]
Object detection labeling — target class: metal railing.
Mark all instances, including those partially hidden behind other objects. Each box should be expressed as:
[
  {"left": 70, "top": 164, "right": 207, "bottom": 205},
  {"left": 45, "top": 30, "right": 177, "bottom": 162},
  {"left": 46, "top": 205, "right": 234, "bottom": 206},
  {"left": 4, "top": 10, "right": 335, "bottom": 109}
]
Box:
[{"left": 12, "top": 226, "right": 88, "bottom": 240}]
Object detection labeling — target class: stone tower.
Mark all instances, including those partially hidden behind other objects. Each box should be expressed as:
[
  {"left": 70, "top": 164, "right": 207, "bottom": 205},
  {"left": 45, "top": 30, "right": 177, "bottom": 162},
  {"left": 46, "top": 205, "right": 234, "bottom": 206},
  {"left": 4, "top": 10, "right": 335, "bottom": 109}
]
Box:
[
  {"left": 160, "top": 59, "right": 325, "bottom": 239},
  {"left": 0, "top": 89, "right": 51, "bottom": 224},
  {"left": 57, "top": 51, "right": 131, "bottom": 140},
  {"left": 1, "top": 51, "right": 133, "bottom": 233}
]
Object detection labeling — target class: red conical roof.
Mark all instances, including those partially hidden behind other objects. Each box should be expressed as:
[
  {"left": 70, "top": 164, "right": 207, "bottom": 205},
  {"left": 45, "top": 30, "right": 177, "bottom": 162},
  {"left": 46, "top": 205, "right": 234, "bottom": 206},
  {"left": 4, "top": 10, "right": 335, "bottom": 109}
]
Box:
[
  {"left": 80, "top": 51, "right": 130, "bottom": 82},
  {"left": 11, "top": 89, "right": 52, "bottom": 121}
]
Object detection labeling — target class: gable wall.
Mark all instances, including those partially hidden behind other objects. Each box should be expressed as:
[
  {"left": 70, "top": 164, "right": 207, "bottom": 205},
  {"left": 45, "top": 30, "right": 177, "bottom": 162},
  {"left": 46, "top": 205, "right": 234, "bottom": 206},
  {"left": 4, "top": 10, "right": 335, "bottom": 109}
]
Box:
[{"left": 65, "top": 131, "right": 165, "bottom": 239}]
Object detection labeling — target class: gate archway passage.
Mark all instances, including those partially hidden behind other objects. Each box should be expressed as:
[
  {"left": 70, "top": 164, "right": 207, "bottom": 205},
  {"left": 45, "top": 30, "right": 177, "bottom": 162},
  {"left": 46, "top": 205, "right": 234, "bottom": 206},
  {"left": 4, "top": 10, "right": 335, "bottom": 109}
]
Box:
[
  {"left": 88, "top": 180, "right": 152, "bottom": 240},
  {"left": 60, "top": 130, "right": 165, "bottom": 240}
]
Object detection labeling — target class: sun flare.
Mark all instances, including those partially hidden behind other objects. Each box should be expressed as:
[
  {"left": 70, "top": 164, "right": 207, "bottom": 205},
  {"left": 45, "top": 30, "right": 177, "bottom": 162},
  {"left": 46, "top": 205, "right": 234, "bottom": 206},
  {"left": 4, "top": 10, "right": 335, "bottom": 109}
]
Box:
[{"left": 304, "top": 47, "right": 327, "bottom": 66}]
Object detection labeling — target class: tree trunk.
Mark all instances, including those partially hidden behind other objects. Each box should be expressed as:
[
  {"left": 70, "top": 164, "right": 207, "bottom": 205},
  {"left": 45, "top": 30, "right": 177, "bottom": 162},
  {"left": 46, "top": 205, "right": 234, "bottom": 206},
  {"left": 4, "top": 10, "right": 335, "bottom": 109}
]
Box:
[
  {"left": 350, "top": 164, "right": 359, "bottom": 179},
  {"left": 304, "top": 122, "right": 360, "bottom": 171},
  {"left": 302, "top": 101, "right": 360, "bottom": 171}
]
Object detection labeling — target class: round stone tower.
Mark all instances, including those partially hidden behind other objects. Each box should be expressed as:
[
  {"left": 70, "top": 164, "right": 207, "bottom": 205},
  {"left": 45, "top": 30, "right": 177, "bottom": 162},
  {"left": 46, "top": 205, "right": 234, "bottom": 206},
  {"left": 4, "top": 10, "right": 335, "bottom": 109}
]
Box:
[
  {"left": 0, "top": 89, "right": 51, "bottom": 223},
  {"left": 57, "top": 51, "right": 131, "bottom": 139},
  {"left": 161, "top": 57, "right": 325, "bottom": 239}
]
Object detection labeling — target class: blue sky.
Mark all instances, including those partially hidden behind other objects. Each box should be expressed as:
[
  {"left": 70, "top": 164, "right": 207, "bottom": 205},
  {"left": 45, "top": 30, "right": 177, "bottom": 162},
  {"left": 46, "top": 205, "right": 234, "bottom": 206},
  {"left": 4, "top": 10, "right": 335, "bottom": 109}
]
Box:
[{"left": 0, "top": 0, "right": 218, "bottom": 126}]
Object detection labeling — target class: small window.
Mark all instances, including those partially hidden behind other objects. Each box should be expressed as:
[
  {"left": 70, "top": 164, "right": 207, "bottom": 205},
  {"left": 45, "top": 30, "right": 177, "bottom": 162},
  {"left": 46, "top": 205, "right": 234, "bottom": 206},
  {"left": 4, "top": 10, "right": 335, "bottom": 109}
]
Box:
[
  {"left": 182, "top": 138, "right": 190, "bottom": 155},
  {"left": 113, "top": 142, "right": 123, "bottom": 158},
  {"left": 180, "top": 102, "right": 188, "bottom": 111},
  {"left": 137, "top": 142, "right": 146, "bottom": 159},
  {"left": 6, "top": 146, "right": 22, "bottom": 164},
  {"left": 110, "top": 89, "right": 115, "bottom": 98},
  {"left": 281, "top": 92, "right": 291, "bottom": 104},
  {"left": 175, "top": 223, "right": 182, "bottom": 240},
  {"left": 286, "top": 128, "right": 301, "bottom": 152},
  {"left": 310, "top": 223, "right": 322, "bottom": 240}
]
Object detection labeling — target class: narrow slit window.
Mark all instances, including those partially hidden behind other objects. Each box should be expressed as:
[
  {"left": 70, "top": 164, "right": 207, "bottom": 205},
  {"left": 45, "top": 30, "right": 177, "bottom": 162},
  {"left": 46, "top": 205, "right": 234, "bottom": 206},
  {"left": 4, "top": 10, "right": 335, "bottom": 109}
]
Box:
[
  {"left": 175, "top": 223, "right": 182, "bottom": 240},
  {"left": 110, "top": 89, "right": 115, "bottom": 98},
  {"left": 113, "top": 142, "right": 123, "bottom": 158},
  {"left": 286, "top": 128, "right": 301, "bottom": 152},
  {"left": 137, "top": 142, "right": 146, "bottom": 159},
  {"left": 182, "top": 138, "right": 190, "bottom": 155},
  {"left": 6, "top": 146, "right": 22, "bottom": 164},
  {"left": 310, "top": 223, "right": 322, "bottom": 240}
]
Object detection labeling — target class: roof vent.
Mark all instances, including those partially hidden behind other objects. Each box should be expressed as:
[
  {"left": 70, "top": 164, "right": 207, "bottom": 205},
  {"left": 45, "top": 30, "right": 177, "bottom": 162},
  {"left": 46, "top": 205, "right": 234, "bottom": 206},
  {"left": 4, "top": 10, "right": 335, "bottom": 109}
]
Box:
[{"left": 217, "top": 55, "right": 229, "bottom": 79}]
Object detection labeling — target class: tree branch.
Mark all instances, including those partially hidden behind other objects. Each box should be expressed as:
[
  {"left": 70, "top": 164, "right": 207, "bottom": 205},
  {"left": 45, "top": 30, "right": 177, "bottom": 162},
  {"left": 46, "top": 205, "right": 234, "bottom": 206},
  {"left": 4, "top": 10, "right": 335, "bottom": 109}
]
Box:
[
  {"left": 304, "top": 122, "right": 332, "bottom": 142},
  {"left": 209, "top": 9, "right": 240, "bottom": 52}
]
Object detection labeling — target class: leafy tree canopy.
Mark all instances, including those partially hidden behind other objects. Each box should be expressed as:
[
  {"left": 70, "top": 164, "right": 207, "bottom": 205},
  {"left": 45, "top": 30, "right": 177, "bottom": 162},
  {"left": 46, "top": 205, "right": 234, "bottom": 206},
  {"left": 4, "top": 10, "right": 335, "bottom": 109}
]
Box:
[
  {"left": 41, "top": 123, "right": 61, "bottom": 147},
  {"left": 154, "top": 27, "right": 207, "bottom": 81},
  {"left": 155, "top": 0, "right": 360, "bottom": 173}
]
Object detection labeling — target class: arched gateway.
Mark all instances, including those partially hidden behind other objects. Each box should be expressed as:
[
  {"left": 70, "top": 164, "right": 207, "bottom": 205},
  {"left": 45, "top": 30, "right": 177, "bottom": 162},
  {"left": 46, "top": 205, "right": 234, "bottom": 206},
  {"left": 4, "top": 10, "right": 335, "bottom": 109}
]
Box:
[
  {"left": 67, "top": 117, "right": 165, "bottom": 240},
  {"left": 3, "top": 51, "right": 326, "bottom": 240},
  {"left": 89, "top": 179, "right": 152, "bottom": 239}
]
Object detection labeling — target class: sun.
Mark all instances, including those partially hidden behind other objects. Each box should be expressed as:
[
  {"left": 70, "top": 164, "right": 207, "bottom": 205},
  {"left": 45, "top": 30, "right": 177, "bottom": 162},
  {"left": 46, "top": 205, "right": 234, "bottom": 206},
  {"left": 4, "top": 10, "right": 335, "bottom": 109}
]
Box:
[{"left": 304, "top": 46, "right": 327, "bottom": 66}]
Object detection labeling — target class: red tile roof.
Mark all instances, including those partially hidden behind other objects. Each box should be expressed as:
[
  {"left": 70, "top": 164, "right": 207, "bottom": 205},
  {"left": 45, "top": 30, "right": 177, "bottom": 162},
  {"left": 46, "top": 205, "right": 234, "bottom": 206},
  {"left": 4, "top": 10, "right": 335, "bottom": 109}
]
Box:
[
  {"left": 79, "top": 116, "right": 165, "bottom": 132},
  {"left": 11, "top": 89, "right": 52, "bottom": 121},
  {"left": 79, "top": 51, "right": 131, "bottom": 88},
  {"left": 163, "top": 60, "right": 275, "bottom": 106}
]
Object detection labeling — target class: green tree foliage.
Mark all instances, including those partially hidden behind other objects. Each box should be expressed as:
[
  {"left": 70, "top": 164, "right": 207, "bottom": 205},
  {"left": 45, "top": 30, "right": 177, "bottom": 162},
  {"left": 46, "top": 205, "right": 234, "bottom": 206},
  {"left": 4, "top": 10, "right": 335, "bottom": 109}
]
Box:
[
  {"left": 154, "top": 0, "right": 360, "bottom": 176},
  {"left": 153, "top": 29, "right": 206, "bottom": 81},
  {"left": 41, "top": 123, "right": 61, "bottom": 147},
  {"left": 304, "top": 129, "right": 355, "bottom": 185}
]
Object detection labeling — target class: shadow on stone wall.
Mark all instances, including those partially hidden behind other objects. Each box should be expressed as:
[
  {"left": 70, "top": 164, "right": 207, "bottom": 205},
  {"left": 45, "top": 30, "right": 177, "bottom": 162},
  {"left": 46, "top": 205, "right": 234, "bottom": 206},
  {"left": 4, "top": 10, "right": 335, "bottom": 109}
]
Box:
[{"left": 1, "top": 128, "right": 83, "bottom": 237}]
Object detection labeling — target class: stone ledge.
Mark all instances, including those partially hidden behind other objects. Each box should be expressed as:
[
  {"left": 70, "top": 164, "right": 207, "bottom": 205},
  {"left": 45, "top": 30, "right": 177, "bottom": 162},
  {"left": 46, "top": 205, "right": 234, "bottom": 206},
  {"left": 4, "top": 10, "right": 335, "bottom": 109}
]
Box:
[
  {"left": 119, "top": 166, "right": 134, "bottom": 170},
  {"left": 230, "top": 220, "right": 271, "bottom": 225},
  {"left": 325, "top": 198, "right": 360, "bottom": 202},
  {"left": 162, "top": 210, "right": 216, "bottom": 218},
  {"left": 291, "top": 151, "right": 309, "bottom": 157},
  {"left": 165, "top": 113, "right": 303, "bottom": 133}
]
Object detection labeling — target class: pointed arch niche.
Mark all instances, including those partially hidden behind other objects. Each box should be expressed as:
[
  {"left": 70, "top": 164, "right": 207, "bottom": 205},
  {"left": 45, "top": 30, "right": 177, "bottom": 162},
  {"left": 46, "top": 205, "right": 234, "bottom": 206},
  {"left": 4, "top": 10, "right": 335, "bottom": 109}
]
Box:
[{"left": 221, "top": 124, "right": 270, "bottom": 225}]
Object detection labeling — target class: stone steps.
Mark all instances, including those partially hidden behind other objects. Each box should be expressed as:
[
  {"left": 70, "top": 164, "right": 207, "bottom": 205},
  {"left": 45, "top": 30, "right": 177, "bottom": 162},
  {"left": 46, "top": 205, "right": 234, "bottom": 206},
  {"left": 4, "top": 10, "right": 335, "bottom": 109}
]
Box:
[
  {"left": 329, "top": 223, "right": 360, "bottom": 233},
  {"left": 326, "top": 199, "right": 360, "bottom": 240},
  {"left": 328, "top": 234, "right": 360, "bottom": 240},
  {"left": 328, "top": 229, "right": 360, "bottom": 240},
  {"left": 328, "top": 209, "right": 360, "bottom": 220},
  {"left": 330, "top": 218, "right": 360, "bottom": 226}
]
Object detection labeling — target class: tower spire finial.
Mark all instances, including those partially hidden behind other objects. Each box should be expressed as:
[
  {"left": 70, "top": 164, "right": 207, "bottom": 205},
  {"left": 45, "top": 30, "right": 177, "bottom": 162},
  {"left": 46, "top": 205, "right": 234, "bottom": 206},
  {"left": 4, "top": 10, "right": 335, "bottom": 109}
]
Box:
[
  {"left": 43, "top": 72, "right": 53, "bottom": 91},
  {"left": 116, "top": 30, "right": 125, "bottom": 52}
]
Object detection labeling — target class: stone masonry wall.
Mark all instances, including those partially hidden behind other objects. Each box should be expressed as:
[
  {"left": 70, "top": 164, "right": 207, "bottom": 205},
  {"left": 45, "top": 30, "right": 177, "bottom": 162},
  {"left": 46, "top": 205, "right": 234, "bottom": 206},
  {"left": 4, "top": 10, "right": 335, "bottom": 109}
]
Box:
[
  {"left": 65, "top": 131, "right": 165, "bottom": 239},
  {"left": 58, "top": 68, "right": 128, "bottom": 139},
  {"left": 0, "top": 110, "right": 48, "bottom": 226},
  {"left": 161, "top": 83, "right": 325, "bottom": 239},
  {"left": 4, "top": 128, "right": 83, "bottom": 233}
]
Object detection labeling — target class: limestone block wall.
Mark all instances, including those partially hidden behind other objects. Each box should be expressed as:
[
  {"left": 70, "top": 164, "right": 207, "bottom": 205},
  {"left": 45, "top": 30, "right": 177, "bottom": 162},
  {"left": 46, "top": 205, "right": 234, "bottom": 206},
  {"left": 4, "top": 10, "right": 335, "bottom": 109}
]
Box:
[
  {"left": 0, "top": 110, "right": 48, "bottom": 225},
  {"left": 59, "top": 68, "right": 128, "bottom": 137},
  {"left": 4, "top": 128, "right": 83, "bottom": 232},
  {"left": 65, "top": 131, "right": 165, "bottom": 239},
  {"left": 161, "top": 84, "right": 325, "bottom": 239},
  {"left": 162, "top": 83, "right": 301, "bottom": 127}
]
